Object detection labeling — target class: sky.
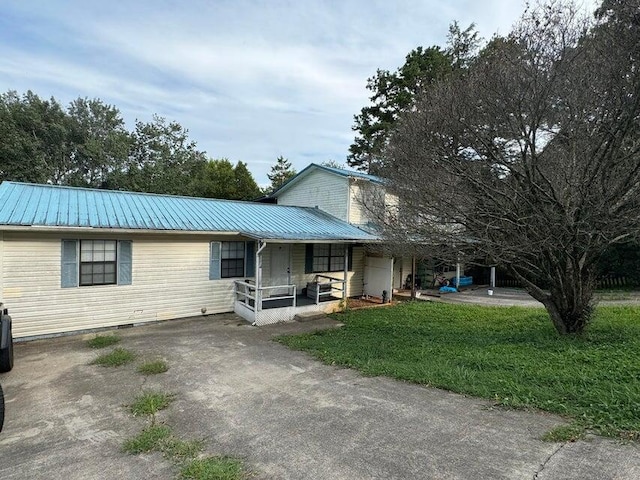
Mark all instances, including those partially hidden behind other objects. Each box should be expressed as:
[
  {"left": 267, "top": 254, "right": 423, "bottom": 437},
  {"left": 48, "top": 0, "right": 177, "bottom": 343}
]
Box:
[{"left": 0, "top": 0, "right": 599, "bottom": 186}]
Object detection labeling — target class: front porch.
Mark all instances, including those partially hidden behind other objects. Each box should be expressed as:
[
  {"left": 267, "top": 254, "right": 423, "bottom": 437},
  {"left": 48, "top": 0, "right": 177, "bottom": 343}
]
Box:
[{"left": 233, "top": 274, "right": 346, "bottom": 325}]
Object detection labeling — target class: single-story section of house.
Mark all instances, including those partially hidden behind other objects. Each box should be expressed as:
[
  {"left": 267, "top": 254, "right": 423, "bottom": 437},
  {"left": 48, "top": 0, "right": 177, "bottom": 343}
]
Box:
[{"left": 0, "top": 181, "right": 394, "bottom": 339}]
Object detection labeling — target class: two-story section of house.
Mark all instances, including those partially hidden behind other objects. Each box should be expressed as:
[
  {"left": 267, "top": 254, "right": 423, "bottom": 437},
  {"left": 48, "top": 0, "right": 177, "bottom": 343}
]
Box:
[{"left": 269, "top": 164, "right": 413, "bottom": 292}]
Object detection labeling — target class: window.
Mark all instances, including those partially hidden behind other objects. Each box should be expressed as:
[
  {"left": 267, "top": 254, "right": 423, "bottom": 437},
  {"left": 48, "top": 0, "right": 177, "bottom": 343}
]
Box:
[
  {"left": 209, "top": 241, "right": 256, "bottom": 280},
  {"left": 61, "top": 239, "right": 132, "bottom": 288},
  {"left": 221, "top": 241, "right": 245, "bottom": 278},
  {"left": 307, "top": 244, "right": 349, "bottom": 273},
  {"left": 80, "top": 240, "right": 117, "bottom": 286}
]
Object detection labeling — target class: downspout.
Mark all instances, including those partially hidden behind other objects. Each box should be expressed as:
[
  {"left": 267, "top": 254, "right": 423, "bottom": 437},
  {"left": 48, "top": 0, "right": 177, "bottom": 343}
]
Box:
[{"left": 343, "top": 245, "right": 349, "bottom": 299}]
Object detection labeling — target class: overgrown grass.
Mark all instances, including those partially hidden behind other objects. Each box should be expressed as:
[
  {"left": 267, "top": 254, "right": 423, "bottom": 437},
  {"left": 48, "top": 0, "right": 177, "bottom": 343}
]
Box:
[
  {"left": 91, "top": 347, "right": 136, "bottom": 367},
  {"left": 122, "top": 424, "right": 172, "bottom": 454},
  {"left": 277, "top": 301, "right": 640, "bottom": 440},
  {"left": 138, "top": 359, "right": 169, "bottom": 375},
  {"left": 87, "top": 334, "right": 121, "bottom": 349},
  {"left": 180, "top": 457, "right": 246, "bottom": 480},
  {"left": 130, "top": 391, "right": 174, "bottom": 417}
]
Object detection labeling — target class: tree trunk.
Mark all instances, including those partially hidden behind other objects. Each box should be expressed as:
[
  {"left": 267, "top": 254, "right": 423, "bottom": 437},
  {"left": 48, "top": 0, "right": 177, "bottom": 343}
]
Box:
[{"left": 510, "top": 267, "right": 596, "bottom": 335}]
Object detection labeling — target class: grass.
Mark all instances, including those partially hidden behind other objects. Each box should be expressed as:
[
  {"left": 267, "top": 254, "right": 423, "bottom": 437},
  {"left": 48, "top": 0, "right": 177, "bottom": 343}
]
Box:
[
  {"left": 122, "top": 424, "right": 172, "bottom": 454},
  {"left": 277, "top": 301, "right": 640, "bottom": 440},
  {"left": 162, "top": 437, "right": 205, "bottom": 461},
  {"left": 130, "top": 391, "right": 174, "bottom": 417},
  {"left": 87, "top": 334, "right": 121, "bottom": 349},
  {"left": 542, "top": 423, "right": 586, "bottom": 442},
  {"left": 138, "top": 359, "right": 169, "bottom": 375},
  {"left": 91, "top": 347, "right": 136, "bottom": 367},
  {"left": 180, "top": 457, "right": 246, "bottom": 480},
  {"left": 124, "top": 425, "right": 245, "bottom": 480}
]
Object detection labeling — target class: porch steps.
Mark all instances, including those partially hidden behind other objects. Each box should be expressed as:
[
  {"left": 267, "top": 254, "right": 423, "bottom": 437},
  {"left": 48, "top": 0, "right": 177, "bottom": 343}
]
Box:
[{"left": 294, "top": 311, "right": 327, "bottom": 322}]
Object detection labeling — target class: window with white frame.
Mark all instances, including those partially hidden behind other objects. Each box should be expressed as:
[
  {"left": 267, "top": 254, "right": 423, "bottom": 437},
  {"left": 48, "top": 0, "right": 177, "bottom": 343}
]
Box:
[
  {"left": 209, "top": 241, "right": 255, "bottom": 280},
  {"left": 221, "top": 241, "right": 246, "bottom": 278},
  {"left": 80, "top": 240, "right": 117, "bottom": 286},
  {"left": 312, "top": 244, "right": 346, "bottom": 273},
  {"left": 61, "top": 239, "right": 132, "bottom": 288}
]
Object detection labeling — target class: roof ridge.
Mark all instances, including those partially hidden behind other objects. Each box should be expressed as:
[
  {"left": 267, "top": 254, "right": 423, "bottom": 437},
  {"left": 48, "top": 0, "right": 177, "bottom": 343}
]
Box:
[{"left": 0, "top": 181, "right": 301, "bottom": 208}]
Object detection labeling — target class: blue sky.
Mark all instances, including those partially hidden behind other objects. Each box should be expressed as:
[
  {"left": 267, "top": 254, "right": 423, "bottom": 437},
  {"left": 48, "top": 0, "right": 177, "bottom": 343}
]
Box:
[{"left": 0, "top": 1, "right": 597, "bottom": 186}]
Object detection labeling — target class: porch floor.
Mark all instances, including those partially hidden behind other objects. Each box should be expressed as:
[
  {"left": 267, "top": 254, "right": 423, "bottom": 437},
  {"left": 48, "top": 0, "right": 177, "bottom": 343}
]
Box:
[{"left": 260, "top": 294, "right": 342, "bottom": 310}]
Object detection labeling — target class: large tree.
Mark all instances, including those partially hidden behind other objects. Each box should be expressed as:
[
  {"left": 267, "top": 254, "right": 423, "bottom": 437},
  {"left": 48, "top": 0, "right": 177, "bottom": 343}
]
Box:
[
  {"left": 123, "top": 115, "right": 207, "bottom": 195},
  {"left": 65, "top": 98, "right": 131, "bottom": 188},
  {"left": 380, "top": 1, "right": 640, "bottom": 335},
  {"left": 0, "top": 91, "right": 70, "bottom": 184},
  {"left": 348, "top": 22, "right": 480, "bottom": 173},
  {"left": 191, "top": 159, "right": 261, "bottom": 200},
  {"left": 267, "top": 155, "right": 296, "bottom": 192}
]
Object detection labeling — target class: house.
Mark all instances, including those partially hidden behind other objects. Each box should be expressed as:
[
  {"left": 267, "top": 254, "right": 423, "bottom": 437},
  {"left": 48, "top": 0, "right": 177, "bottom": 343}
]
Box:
[
  {"left": 0, "top": 181, "right": 391, "bottom": 339},
  {"left": 268, "top": 163, "right": 415, "bottom": 291}
]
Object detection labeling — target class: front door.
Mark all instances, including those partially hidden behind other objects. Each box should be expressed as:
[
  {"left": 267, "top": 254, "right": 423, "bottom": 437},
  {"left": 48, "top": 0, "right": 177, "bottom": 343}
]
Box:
[{"left": 270, "top": 244, "right": 291, "bottom": 296}]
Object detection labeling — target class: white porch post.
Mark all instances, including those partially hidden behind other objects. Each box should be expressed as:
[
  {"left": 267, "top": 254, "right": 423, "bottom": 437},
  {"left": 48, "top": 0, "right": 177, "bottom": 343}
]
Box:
[
  {"left": 490, "top": 266, "right": 496, "bottom": 289},
  {"left": 411, "top": 256, "right": 416, "bottom": 299},
  {"left": 387, "top": 257, "right": 393, "bottom": 303},
  {"left": 343, "top": 245, "right": 348, "bottom": 299},
  {"left": 256, "top": 240, "right": 266, "bottom": 312},
  {"left": 456, "top": 261, "right": 461, "bottom": 291}
]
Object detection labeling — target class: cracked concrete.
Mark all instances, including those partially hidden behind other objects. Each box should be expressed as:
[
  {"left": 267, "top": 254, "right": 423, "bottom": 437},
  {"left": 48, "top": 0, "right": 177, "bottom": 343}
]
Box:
[
  {"left": 1, "top": 314, "right": 639, "bottom": 479},
  {"left": 533, "top": 443, "right": 565, "bottom": 479}
]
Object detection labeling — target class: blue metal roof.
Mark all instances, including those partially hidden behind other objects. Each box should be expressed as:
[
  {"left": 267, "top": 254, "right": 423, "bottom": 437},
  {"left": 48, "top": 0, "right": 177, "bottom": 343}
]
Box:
[{"left": 0, "top": 182, "right": 379, "bottom": 242}]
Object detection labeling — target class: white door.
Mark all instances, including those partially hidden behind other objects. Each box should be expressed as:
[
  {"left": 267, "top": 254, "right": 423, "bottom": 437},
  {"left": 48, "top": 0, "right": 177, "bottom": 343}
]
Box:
[
  {"left": 269, "top": 244, "right": 291, "bottom": 296},
  {"left": 364, "top": 256, "right": 394, "bottom": 299}
]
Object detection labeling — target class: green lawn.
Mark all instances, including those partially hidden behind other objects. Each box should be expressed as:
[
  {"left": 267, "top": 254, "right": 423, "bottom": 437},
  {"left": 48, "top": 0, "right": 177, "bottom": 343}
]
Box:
[{"left": 277, "top": 302, "right": 640, "bottom": 440}]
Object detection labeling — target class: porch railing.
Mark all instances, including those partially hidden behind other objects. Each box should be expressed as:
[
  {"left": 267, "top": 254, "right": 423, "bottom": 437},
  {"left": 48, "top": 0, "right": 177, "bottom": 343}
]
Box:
[
  {"left": 309, "top": 274, "right": 346, "bottom": 304},
  {"left": 234, "top": 280, "right": 297, "bottom": 312}
]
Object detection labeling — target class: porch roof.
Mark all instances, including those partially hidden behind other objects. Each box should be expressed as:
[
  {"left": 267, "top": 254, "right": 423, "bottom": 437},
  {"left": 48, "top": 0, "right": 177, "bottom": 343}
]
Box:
[{"left": 0, "top": 182, "right": 379, "bottom": 242}]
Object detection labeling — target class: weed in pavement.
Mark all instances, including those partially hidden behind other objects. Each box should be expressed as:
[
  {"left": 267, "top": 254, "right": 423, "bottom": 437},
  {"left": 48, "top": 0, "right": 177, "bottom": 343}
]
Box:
[
  {"left": 91, "top": 347, "right": 136, "bottom": 367},
  {"left": 122, "top": 424, "right": 172, "bottom": 454},
  {"left": 542, "top": 423, "right": 586, "bottom": 442},
  {"left": 130, "top": 391, "right": 174, "bottom": 417},
  {"left": 87, "top": 334, "right": 121, "bottom": 349},
  {"left": 138, "top": 359, "right": 169, "bottom": 375},
  {"left": 180, "top": 456, "right": 246, "bottom": 480}
]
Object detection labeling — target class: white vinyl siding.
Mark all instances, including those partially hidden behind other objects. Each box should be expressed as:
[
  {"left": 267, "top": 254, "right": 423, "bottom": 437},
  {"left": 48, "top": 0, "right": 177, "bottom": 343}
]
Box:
[
  {"left": 277, "top": 169, "right": 349, "bottom": 221},
  {"left": 2, "top": 232, "right": 238, "bottom": 339}
]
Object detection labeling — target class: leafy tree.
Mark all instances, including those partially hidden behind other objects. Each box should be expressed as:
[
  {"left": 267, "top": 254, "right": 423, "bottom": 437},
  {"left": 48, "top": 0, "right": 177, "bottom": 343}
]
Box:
[
  {"left": 320, "top": 160, "right": 347, "bottom": 170},
  {"left": 190, "top": 159, "right": 260, "bottom": 200},
  {"left": 267, "top": 156, "right": 296, "bottom": 192},
  {"left": 348, "top": 22, "right": 480, "bottom": 173},
  {"left": 0, "top": 90, "right": 70, "bottom": 183},
  {"left": 233, "top": 161, "right": 262, "bottom": 200},
  {"left": 378, "top": 1, "right": 640, "bottom": 335},
  {"left": 191, "top": 158, "right": 236, "bottom": 198},
  {"left": 65, "top": 98, "right": 131, "bottom": 188},
  {"left": 124, "top": 115, "right": 207, "bottom": 195}
]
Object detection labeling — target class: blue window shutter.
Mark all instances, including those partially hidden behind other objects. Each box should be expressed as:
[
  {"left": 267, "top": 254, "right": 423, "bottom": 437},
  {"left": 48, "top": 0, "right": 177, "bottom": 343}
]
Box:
[
  {"left": 61, "top": 240, "right": 78, "bottom": 288},
  {"left": 210, "top": 242, "right": 221, "bottom": 280},
  {"left": 305, "top": 244, "right": 314, "bottom": 273},
  {"left": 118, "top": 240, "right": 133, "bottom": 285},
  {"left": 348, "top": 245, "right": 354, "bottom": 272},
  {"left": 245, "top": 241, "right": 256, "bottom": 277}
]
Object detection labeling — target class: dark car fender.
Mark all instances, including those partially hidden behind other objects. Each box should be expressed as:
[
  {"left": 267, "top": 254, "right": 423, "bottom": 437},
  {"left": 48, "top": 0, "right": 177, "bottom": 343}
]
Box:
[{"left": 0, "top": 313, "right": 11, "bottom": 350}]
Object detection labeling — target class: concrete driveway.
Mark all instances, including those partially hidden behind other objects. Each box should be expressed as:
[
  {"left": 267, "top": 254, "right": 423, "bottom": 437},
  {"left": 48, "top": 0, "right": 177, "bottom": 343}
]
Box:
[{"left": 1, "top": 314, "right": 639, "bottom": 480}]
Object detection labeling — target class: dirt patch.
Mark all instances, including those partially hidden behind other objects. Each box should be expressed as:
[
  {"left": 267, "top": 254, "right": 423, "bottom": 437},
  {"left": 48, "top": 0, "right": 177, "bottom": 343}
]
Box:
[{"left": 347, "top": 297, "right": 397, "bottom": 310}]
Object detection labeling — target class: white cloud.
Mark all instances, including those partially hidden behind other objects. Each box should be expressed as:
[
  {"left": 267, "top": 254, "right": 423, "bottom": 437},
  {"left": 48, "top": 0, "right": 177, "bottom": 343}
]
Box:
[{"left": 1, "top": 0, "right": 599, "bottom": 185}]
